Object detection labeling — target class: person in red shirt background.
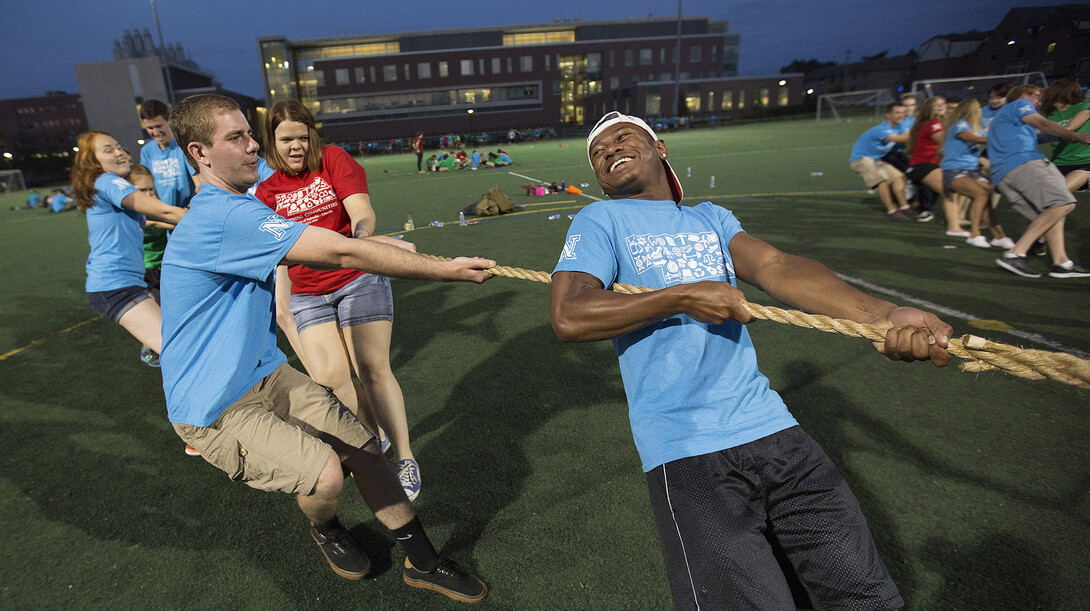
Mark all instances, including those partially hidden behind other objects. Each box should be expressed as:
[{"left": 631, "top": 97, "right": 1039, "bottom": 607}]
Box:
[
  {"left": 412, "top": 132, "right": 424, "bottom": 174},
  {"left": 256, "top": 101, "right": 422, "bottom": 501},
  {"left": 906, "top": 96, "right": 962, "bottom": 235}
]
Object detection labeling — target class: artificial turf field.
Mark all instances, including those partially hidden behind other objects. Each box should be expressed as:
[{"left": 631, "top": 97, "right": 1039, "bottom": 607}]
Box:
[{"left": 0, "top": 117, "right": 1087, "bottom": 610}]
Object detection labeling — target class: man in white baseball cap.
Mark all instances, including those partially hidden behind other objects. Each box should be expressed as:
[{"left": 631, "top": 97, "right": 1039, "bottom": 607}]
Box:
[{"left": 552, "top": 111, "right": 954, "bottom": 609}]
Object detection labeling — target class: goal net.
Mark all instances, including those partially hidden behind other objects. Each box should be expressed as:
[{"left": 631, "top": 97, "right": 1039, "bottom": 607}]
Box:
[
  {"left": 910, "top": 72, "right": 1048, "bottom": 101},
  {"left": 0, "top": 169, "right": 26, "bottom": 193},
  {"left": 815, "top": 89, "right": 896, "bottom": 122}
]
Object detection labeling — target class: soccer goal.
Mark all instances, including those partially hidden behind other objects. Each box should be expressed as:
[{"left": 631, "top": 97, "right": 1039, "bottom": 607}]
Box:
[
  {"left": 815, "top": 89, "right": 897, "bottom": 122},
  {"left": 0, "top": 169, "right": 27, "bottom": 193},
  {"left": 910, "top": 72, "right": 1048, "bottom": 101}
]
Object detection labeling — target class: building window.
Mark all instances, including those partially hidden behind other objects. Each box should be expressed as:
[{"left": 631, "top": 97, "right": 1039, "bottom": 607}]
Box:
[
  {"left": 545, "top": 54, "right": 550, "bottom": 71},
  {"left": 520, "top": 55, "right": 533, "bottom": 72},
  {"left": 383, "top": 65, "right": 397, "bottom": 81},
  {"left": 314, "top": 70, "right": 325, "bottom": 87},
  {"left": 721, "top": 90, "right": 733, "bottom": 109},
  {"left": 661, "top": 73, "right": 672, "bottom": 81},
  {"left": 758, "top": 88, "right": 770, "bottom": 106},
  {"left": 707, "top": 91, "right": 714, "bottom": 110},
  {"left": 660, "top": 48, "right": 666, "bottom": 63},
  {"left": 711, "top": 46, "right": 717, "bottom": 63},
  {"left": 646, "top": 94, "right": 662, "bottom": 115},
  {"left": 418, "top": 62, "right": 431, "bottom": 79},
  {"left": 370, "top": 66, "right": 377, "bottom": 82},
  {"left": 587, "top": 52, "right": 601, "bottom": 75},
  {"left": 507, "top": 57, "right": 513, "bottom": 73},
  {"left": 737, "top": 90, "right": 745, "bottom": 109},
  {"left": 609, "top": 50, "right": 615, "bottom": 68},
  {"left": 502, "top": 30, "right": 575, "bottom": 46},
  {"left": 355, "top": 67, "right": 366, "bottom": 83},
  {"left": 492, "top": 58, "right": 501, "bottom": 74},
  {"left": 684, "top": 93, "right": 701, "bottom": 112},
  {"left": 610, "top": 76, "right": 621, "bottom": 90},
  {"left": 778, "top": 85, "right": 789, "bottom": 106},
  {"left": 439, "top": 61, "right": 449, "bottom": 77},
  {"left": 461, "top": 59, "right": 474, "bottom": 76},
  {"left": 640, "top": 49, "right": 653, "bottom": 65},
  {"left": 335, "top": 68, "right": 349, "bottom": 85},
  {"left": 1046, "top": 42, "right": 1056, "bottom": 53},
  {"left": 625, "top": 49, "right": 635, "bottom": 66},
  {"left": 690, "top": 46, "right": 702, "bottom": 63}
]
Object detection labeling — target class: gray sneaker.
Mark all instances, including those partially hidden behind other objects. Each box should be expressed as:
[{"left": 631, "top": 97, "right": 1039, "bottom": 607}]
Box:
[
  {"left": 996, "top": 255, "right": 1040, "bottom": 278},
  {"left": 1049, "top": 261, "right": 1090, "bottom": 278}
]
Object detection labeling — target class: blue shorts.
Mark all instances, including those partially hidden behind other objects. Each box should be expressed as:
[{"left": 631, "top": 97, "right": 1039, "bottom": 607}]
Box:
[
  {"left": 942, "top": 168, "right": 987, "bottom": 193},
  {"left": 289, "top": 273, "right": 393, "bottom": 332},
  {"left": 87, "top": 285, "right": 159, "bottom": 323}
]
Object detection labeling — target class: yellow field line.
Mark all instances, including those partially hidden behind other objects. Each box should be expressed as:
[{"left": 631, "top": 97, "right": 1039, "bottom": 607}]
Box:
[{"left": 0, "top": 317, "right": 100, "bottom": 362}]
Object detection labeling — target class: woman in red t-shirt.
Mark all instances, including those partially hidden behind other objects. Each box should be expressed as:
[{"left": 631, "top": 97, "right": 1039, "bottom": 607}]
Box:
[
  {"left": 256, "top": 101, "right": 421, "bottom": 501},
  {"left": 905, "top": 96, "right": 961, "bottom": 234}
]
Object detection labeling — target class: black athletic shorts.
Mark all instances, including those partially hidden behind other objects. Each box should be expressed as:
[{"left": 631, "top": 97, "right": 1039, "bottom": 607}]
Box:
[
  {"left": 645, "top": 426, "right": 903, "bottom": 611},
  {"left": 905, "top": 163, "right": 940, "bottom": 186}
]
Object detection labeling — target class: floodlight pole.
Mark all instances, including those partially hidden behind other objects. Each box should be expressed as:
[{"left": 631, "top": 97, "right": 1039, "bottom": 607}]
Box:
[
  {"left": 151, "top": 0, "right": 175, "bottom": 105},
  {"left": 673, "top": 0, "right": 682, "bottom": 117}
]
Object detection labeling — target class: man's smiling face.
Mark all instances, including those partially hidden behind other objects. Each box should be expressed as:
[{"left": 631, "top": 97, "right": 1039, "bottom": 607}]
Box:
[{"left": 589, "top": 122, "right": 666, "bottom": 200}]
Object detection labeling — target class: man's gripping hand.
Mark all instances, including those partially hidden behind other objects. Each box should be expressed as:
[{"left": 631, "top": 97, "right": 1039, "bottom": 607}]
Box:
[
  {"left": 444, "top": 257, "right": 496, "bottom": 283},
  {"left": 871, "top": 306, "right": 953, "bottom": 367},
  {"left": 676, "top": 280, "right": 755, "bottom": 325}
]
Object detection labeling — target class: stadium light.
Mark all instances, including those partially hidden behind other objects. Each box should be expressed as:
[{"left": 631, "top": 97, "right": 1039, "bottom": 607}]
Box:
[
  {"left": 467, "top": 109, "right": 474, "bottom": 114},
  {"left": 1007, "top": 40, "right": 1016, "bottom": 45},
  {"left": 778, "top": 80, "right": 787, "bottom": 86},
  {"left": 73, "top": 147, "right": 79, "bottom": 152},
  {"left": 137, "top": 139, "right": 145, "bottom": 145},
  {"left": 3, "top": 152, "right": 12, "bottom": 159},
  {"left": 806, "top": 88, "right": 814, "bottom": 95}
]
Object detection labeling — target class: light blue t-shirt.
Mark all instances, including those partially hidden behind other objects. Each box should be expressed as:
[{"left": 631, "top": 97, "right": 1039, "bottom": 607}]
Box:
[
  {"left": 160, "top": 185, "right": 307, "bottom": 426},
  {"left": 552, "top": 199, "right": 797, "bottom": 472},
  {"left": 981, "top": 104, "right": 1000, "bottom": 133},
  {"left": 140, "top": 139, "right": 195, "bottom": 208},
  {"left": 849, "top": 121, "right": 899, "bottom": 162},
  {"left": 85, "top": 173, "right": 144, "bottom": 292},
  {"left": 941, "top": 120, "right": 982, "bottom": 171},
  {"left": 50, "top": 193, "right": 69, "bottom": 213},
  {"left": 246, "top": 157, "right": 276, "bottom": 196},
  {"left": 988, "top": 98, "right": 1045, "bottom": 184},
  {"left": 27, "top": 192, "right": 41, "bottom": 207},
  {"left": 470, "top": 151, "right": 482, "bottom": 168}
]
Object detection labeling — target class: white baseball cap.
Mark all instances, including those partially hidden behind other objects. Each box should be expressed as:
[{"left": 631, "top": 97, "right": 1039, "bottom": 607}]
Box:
[{"left": 586, "top": 111, "right": 684, "bottom": 204}]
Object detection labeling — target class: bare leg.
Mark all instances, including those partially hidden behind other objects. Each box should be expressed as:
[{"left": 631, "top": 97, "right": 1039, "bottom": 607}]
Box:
[
  {"left": 343, "top": 321, "right": 415, "bottom": 463},
  {"left": 1008, "top": 204, "right": 1075, "bottom": 256},
  {"left": 297, "top": 451, "right": 345, "bottom": 524},
  {"left": 117, "top": 298, "right": 163, "bottom": 353},
  {"left": 875, "top": 182, "right": 897, "bottom": 213},
  {"left": 949, "top": 176, "right": 990, "bottom": 238},
  {"left": 1065, "top": 170, "right": 1089, "bottom": 192},
  {"left": 891, "top": 175, "right": 910, "bottom": 208},
  {"left": 298, "top": 322, "right": 381, "bottom": 435},
  {"left": 344, "top": 442, "right": 416, "bottom": 530}
]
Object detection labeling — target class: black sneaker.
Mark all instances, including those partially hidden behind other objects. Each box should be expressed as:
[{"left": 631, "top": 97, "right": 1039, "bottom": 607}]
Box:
[
  {"left": 403, "top": 557, "right": 488, "bottom": 603},
  {"left": 1028, "top": 240, "right": 1048, "bottom": 256},
  {"left": 1049, "top": 261, "right": 1090, "bottom": 278},
  {"left": 311, "top": 519, "right": 371, "bottom": 580},
  {"left": 996, "top": 255, "right": 1041, "bottom": 278}
]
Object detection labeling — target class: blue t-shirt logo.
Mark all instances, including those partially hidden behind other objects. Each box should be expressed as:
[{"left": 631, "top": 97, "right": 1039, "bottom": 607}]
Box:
[
  {"left": 626, "top": 231, "right": 725, "bottom": 283},
  {"left": 259, "top": 215, "right": 294, "bottom": 240},
  {"left": 560, "top": 235, "right": 581, "bottom": 261}
]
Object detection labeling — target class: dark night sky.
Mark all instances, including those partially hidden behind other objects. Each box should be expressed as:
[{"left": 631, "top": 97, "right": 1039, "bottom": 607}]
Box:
[{"left": 0, "top": 0, "right": 1064, "bottom": 101}]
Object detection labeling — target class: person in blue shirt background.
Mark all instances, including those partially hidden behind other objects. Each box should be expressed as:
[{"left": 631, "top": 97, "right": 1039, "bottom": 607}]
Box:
[
  {"left": 849, "top": 102, "right": 913, "bottom": 220},
  {"left": 988, "top": 85, "right": 1090, "bottom": 279}
]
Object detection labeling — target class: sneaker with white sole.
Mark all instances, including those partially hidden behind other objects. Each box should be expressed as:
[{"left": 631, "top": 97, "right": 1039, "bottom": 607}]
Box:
[
  {"left": 1028, "top": 240, "right": 1048, "bottom": 256},
  {"left": 1048, "top": 261, "right": 1090, "bottom": 278},
  {"left": 916, "top": 211, "right": 935, "bottom": 222},
  {"left": 397, "top": 459, "right": 421, "bottom": 501},
  {"left": 965, "top": 235, "right": 991, "bottom": 248},
  {"left": 140, "top": 346, "right": 160, "bottom": 367},
  {"left": 403, "top": 557, "right": 488, "bottom": 603},
  {"left": 184, "top": 444, "right": 201, "bottom": 456},
  {"left": 945, "top": 230, "right": 970, "bottom": 237},
  {"left": 990, "top": 237, "right": 1016, "bottom": 249},
  {"left": 996, "top": 255, "right": 1040, "bottom": 278}
]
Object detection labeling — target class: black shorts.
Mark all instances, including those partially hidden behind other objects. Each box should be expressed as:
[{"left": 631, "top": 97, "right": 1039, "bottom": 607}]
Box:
[
  {"left": 87, "top": 285, "right": 160, "bottom": 323},
  {"left": 905, "top": 163, "right": 940, "bottom": 186},
  {"left": 645, "top": 426, "right": 903, "bottom": 610}
]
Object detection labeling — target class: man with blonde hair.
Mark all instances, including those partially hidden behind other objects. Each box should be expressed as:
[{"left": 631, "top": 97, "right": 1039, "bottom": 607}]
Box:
[{"left": 160, "top": 93, "right": 491, "bottom": 602}]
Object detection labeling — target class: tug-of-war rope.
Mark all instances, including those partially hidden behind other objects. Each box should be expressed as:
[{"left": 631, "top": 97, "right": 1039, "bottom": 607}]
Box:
[{"left": 423, "top": 254, "right": 1090, "bottom": 389}]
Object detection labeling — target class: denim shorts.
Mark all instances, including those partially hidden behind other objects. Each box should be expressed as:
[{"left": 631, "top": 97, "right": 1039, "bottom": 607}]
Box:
[
  {"left": 87, "top": 285, "right": 159, "bottom": 323},
  {"left": 289, "top": 273, "right": 393, "bottom": 332}
]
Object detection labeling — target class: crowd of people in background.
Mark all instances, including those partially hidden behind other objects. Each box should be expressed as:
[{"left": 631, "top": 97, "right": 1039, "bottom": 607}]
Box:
[{"left": 850, "top": 78, "right": 1090, "bottom": 279}]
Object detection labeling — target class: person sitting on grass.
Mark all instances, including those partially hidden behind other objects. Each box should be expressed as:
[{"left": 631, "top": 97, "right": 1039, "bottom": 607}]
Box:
[
  {"left": 552, "top": 111, "right": 954, "bottom": 610},
  {"left": 989, "top": 85, "right": 1090, "bottom": 279},
  {"left": 162, "top": 93, "right": 492, "bottom": 602},
  {"left": 26, "top": 189, "right": 41, "bottom": 208},
  {"left": 48, "top": 188, "right": 75, "bottom": 213},
  {"left": 942, "top": 99, "right": 1013, "bottom": 249},
  {"left": 848, "top": 102, "right": 914, "bottom": 220},
  {"left": 1042, "top": 78, "right": 1090, "bottom": 193}
]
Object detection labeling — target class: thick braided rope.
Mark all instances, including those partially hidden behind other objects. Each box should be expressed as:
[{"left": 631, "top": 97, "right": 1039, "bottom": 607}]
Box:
[{"left": 421, "top": 254, "right": 1090, "bottom": 389}]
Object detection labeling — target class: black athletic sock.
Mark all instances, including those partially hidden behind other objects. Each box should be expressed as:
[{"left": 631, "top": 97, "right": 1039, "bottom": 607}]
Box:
[{"left": 393, "top": 517, "right": 439, "bottom": 572}]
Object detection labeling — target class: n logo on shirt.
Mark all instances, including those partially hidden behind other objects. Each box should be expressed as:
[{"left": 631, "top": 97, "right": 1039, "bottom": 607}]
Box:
[
  {"left": 560, "top": 235, "right": 581, "bottom": 261},
  {"left": 259, "top": 215, "right": 293, "bottom": 240}
]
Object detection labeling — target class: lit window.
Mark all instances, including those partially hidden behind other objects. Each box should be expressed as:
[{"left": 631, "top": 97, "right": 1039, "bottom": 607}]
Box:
[
  {"left": 492, "top": 58, "right": 501, "bottom": 74},
  {"left": 1047, "top": 42, "right": 1056, "bottom": 53},
  {"left": 383, "top": 65, "right": 397, "bottom": 81},
  {"left": 461, "top": 59, "right": 474, "bottom": 76},
  {"left": 417, "top": 62, "right": 431, "bottom": 79},
  {"left": 439, "top": 61, "right": 449, "bottom": 77},
  {"left": 335, "top": 68, "right": 349, "bottom": 85},
  {"left": 721, "top": 90, "right": 733, "bottom": 109},
  {"left": 355, "top": 67, "right": 366, "bottom": 83}
]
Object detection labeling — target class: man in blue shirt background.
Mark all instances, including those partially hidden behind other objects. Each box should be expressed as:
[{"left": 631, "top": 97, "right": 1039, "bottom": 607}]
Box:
[
  {"left": 848, "top": 102, "right": 913, "bottom": 220},
  {"left": 988, "top": 85, "right": 1090, "bottom": 278}
]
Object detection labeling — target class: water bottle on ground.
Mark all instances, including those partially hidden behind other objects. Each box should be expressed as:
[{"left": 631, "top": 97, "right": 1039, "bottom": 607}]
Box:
[
  {"left": 459, "top": 211, "right": 466, "bottom": 226},
  {"left": 405, "top": 215, "right": 414, "bottom": 230},
  {"left": 687, "top": 167, "right": 692, "bottom": 178},
  {"left": 710, "top": 176, "right": 716, "bottom": 188}
]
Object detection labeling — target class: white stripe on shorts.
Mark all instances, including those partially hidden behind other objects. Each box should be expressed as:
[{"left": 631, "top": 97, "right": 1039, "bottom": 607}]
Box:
[{"left": 661, "top": 463, "right": 700, "bottom": 610}]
